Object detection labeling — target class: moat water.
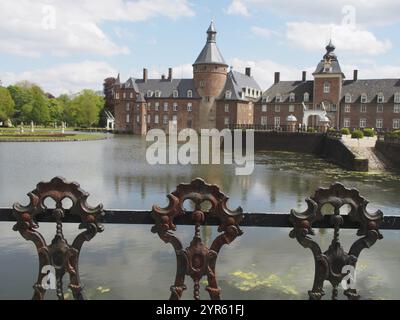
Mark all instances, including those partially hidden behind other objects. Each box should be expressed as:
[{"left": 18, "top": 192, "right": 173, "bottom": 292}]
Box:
[{"left": 0, "top": 135, "right": 399, "bottom": 299}]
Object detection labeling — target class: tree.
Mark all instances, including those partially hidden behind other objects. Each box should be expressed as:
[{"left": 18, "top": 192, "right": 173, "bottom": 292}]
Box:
[
  {"left": 66, "top": 90, "right": 104, "bottom": 127},
  {"left": 48, "top": 98, "right": 64, "bottom": 124},
  {"left": 8, "top": 84, "right": 33, "bottom": 122},
  {"left": 30, "top": 85, "right": 50, "bottom": 125},
  {"left": 0, "top": 87, "right": 15, "bottom": 122}
]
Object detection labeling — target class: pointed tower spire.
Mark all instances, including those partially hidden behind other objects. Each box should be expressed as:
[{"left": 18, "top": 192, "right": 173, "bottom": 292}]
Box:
[
  {"left": 116, "top": 73, "right": 120, "bottom": 84},
  {"left": 207, "top": 20, "right": 217, "bottom": 43},
  {"left": 324, "top": 39, "right": 337, "bottom": 61}
]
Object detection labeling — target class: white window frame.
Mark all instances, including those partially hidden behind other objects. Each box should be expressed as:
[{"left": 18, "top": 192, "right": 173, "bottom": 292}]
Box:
[
  {"left": 377, "top": 105, "right": 383, "bottom": 113},
  {"left": 173, "top": 103, "right": 178, "bottom": 112},
  {"left": 275, "top": 94, "right": 282, "bottom": 103},
  {"left": 376, "top": 119, "right": 383, "bottom": 129},
  {"left": 187, "top": 103, "right": 192, "bottom": 112},
  {"left": 187, "top": 90, "right": 193, "bottom": 98},
  {"left": 129, "top": 92, "right": 134, "bottom": 99},
  {"left": 394, "top": 119, "right": 400, "bottom": 129},
  {"left": 361, "top": 94, "right": 367, "bottom": 103},
  {"left": 344, "top": 118, "right": 350, "bottom": 128},
  {"left": 126, "top": 114, "right": 130, "bottom": 123},
  {"left": 164, "top": 102, "right": 168, "bottom": 112},
  {"left": 173, "top": 90, "right": 179, "bottom": 98},
  {"left": 115, "top": 92, "right": 120, "bottom": 99},
  {"left": 303, "top": 93, "right": 309, "bottom": 102},
  {"left": 360, "top": 105, "right": 367, "bottom": 113},
  {"left": 394, "top": 104, "right": 400, "bottom": 113},
  {"left": 155, "top": 90, "right": 161, "bottom": 98},
  {"left": 224, "top": 117, "right": 230, "bottom": 125},
  {"left": 395, "top": 93, "right": 400, "bottom": 104},
  {"left": 261, "top": 116, "right": 267, "bottom": 125},
  {"left": 377, "top": 93, "right": 384, "bottom": 103},
  {"left": 275, "top": 105, "right": 280, "bottom": 112},
  {"left": 323, "top": 82, "right": 330, "bottom": 94},
  {"left": 155, "top": 102, "right": 159, "bottom": 111},
  {"left": 289, "top": 105, "right": 295, "bottom": 113},
  {"left": 154, "top": 115, "right": 159, "bottom": 124},
  {"left": 225, "top": 90, "right": 232, "bottom": 99},
  {"left": 274, "top": 116, "right": 280, "bottom": 127},
  {"left": 289, "top": 93, "right": 295, "bottom": 102},
  {"left": 136, "top": 115, "right": 140, "bottom": 123},
  {"left": 262, "top": 105, "right": 267, "bottom": 112},
  {"left": 224, "top": 104, "right": 229, "bottom": 113},
  {"left": 359, "top": 118, "right": 367, "bottom": 128},
  {"left": 147, "top": 115, "right": 151, "bottom": 124},
  {"left": 345, "top": 94, "right": 352, "bottom": 103},
  {"left": 345, "top": 104, "right": 351, "bottom": 113},
  {"left": 163, "top": 115, "right": 169, "bottom": 125},
  {"left": 147, "top": 90, "right": 153, "bottom": 97},
  {"left": 126, "top": 103, "right": 130, "bottom": 111}
]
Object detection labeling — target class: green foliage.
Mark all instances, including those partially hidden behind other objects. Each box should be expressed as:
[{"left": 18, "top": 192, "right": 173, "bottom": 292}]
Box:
[
  {"left": 307, "top": 127, "right": 317, "bottom": 133},
  {"left": 351, "top": 129, "right": 364, "bottom": 139},
  {"left": 340, "top": 128, "right": 351, "bottom": 135},
  {"left": 65, "top": 90, "right": 104, "bottom": 127},
  {"left": 363, "top": 128, "right": 375, "bottom": 137},
  {"left": 390, "top": 130, "right": 400, "bottom": 137},
  {"left": 29, "top": 85, "right": 50, "bottom": 125},
  {"left": 0, "top": 87, "right": 15, "bottom": 122}
]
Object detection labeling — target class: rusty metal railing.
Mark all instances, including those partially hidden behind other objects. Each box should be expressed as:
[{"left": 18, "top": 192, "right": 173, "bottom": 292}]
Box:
[{"left": 0, "top": 177, "right": 400, "bottom": 300}]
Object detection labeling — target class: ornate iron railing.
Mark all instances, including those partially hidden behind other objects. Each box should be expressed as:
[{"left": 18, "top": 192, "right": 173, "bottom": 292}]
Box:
[{"left": 0, "top": 177, "right": 400, "bottom": 301}]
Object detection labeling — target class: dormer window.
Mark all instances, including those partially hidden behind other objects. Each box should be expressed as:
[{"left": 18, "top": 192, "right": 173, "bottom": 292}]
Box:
[
  {"left": 276, "top": 94, "right": 282, "bottom": 103},
  {"left": 173, "top": 90, "right": 179, "bottom": 98},
  {"left": 394, "top": 92, "right": 400, "bottom": 103},
  {"left": 225, "top": 90, "right": 232, "bottom": 99},
  {"left": 187, "top": 90, "right": 193, "bottom": 98},
  {"left": 303, "top": 92, "right": 309, "bottom": 102},
  {"left": 361, "top": 93, "right": 367, "bottom": 103},
  {"left": 289, "top": 93, "right": 295, "bottom": 102},
  {"left": 155, "top": 90, "right": 161, "bottom": 98},
  {"left": 345, "top": 94, "right": 352, "bottom": 103},
  {"left": 147, "top": 90, "right": 153, "bottom": 98},
  {"left": 323, "top": 82, "right": 330, "bottom": 94},
  {"left": 377, "top": 92, "right": 384, "bottom": 103},
  {"left": 262, "top": 96, "right": 269, "bottom": 103}
]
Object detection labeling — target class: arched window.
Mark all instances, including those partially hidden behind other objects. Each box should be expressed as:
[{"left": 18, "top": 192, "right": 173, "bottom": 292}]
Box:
[
  {"left": 289, "top": 93, "right": 295, "bottom": 102},
  {"left": 303, "top": 92, "right": 309, "bottom": 102},
  {"left": 172, "top": 90, "right": 179, "bottom": 98},
  {"left": 187, "top": 90, "right": 193, "bottom": 98},
  {"left": 345, "top": 93, "right": 352, "bottom": 103},
  {"left": 155, "top": 90, "right": 161, "bottom": 98},
  {"left": 225, "top": 90, "right": 232, "bottom": 99}
]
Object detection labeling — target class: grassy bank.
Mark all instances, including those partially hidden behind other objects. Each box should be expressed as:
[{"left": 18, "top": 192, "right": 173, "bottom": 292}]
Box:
[{"left": 0, "top": 132, "right": 110, "bottom": 142}]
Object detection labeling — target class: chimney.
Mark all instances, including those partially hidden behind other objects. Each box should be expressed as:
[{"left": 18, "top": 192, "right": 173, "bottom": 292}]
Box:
[
  {"left": 245, "top": 67, "right": 251, "bottom": 77},
  {"left": 353, "top": 69, "right": 358, "bottom": 81},
  {"left": 274, "top": 72, "right": 280, "bottom": 84},
  {"left": 302, "top": 71, "right": 306, "bottom": 82},
  {"left": 161, "top": 74, "right": 166, "bottom": 80},
  {"left": 168, "top": 68, "right": 173, "bottom": 81},
  {"left": 143, "top": 68, "right": 148, "bottom": 82}
]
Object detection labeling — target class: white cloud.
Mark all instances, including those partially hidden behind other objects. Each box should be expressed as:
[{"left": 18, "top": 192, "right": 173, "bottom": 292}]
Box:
[
  {"left": 230, "top": 58, "right": 306, "bottom": 89},
  {"left": 2, "top": 61, "right": 117, "bottom": 95},
  {"left": 286, "top": 22, "right": 392, "bottom": 55},
  {"left": 250, "top": 26, "right": 278, "bottom": 38},
  {"left": 226, "top": 0, "right": 250, "bottom": 17},
  {"left": 0, "top": 0, "right": 194, "bottom": 57},
  {"left": 245, "top": 0, "right": 400, "bottom": 26}
]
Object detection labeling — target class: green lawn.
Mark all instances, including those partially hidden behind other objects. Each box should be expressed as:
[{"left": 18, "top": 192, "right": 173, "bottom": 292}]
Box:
[{"left": 0, "top": 132, "right": 110, "bottom": 142}]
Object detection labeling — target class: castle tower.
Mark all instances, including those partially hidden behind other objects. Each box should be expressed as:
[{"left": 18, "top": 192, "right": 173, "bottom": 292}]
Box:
[
  {"left": 193, "top": 21, "right": 228, "bottom": 129},
  {"left": 312, "top": 40, "right": 345, "bottom": 127}
]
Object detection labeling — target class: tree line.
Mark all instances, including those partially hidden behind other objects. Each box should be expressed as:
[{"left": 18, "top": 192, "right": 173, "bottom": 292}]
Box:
[{"left": 0, "top": 81, "right": 105, "bottom": 127}]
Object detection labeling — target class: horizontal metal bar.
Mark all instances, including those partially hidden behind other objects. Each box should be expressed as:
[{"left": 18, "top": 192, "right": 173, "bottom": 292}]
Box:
[{"left": 1, "top": 208, "right": 400, "bottom": 230}]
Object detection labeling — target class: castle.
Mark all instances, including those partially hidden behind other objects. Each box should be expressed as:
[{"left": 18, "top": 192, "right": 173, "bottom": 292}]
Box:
[{"left": 104, "top": 22, "right": 400, "bottom": 134}]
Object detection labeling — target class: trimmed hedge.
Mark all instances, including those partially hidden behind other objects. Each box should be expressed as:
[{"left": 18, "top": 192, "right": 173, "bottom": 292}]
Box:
[
  {"left": 351, "top": 130, "right": 364, "bottom": 139},
  {"left": 307, "top": 127, "right": 317, "bottom": 133},
  {"left": 340, "top": 128, "right": 351, "bottom": 135},
  {"left": 363, "top": 128, "right": 375, "bottom": 137}
]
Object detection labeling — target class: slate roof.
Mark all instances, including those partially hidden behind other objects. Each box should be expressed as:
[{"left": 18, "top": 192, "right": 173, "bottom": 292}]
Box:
[
  {"left": 193, "top": 22, "right": 227, "bottom": 66},
  {"left": 263, "top": 81, "right": 314, "bottom": 103},
  {"left": 314, "top": 60, "right": 344, "bottom": 76},
  {"left": 122, "top": 78, "right": 201, "bottom": 99},
  {"left": 341, "top": 79, "right": 400, "bottom": 103},
  {"left": 217, "top": 71, "right": 262, "bottom": 101}
]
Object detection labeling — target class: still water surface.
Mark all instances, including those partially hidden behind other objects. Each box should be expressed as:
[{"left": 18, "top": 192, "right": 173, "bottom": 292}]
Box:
[{"left": 0, "top": 135, "right": 399, "bottom": 299}]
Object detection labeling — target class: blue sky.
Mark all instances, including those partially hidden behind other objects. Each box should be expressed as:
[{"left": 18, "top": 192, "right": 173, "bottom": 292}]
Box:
[{"left": 1, "top": 0, "right": 399, "bottom": 95}]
